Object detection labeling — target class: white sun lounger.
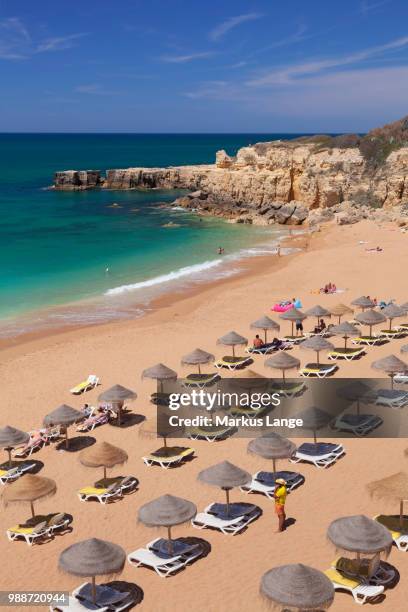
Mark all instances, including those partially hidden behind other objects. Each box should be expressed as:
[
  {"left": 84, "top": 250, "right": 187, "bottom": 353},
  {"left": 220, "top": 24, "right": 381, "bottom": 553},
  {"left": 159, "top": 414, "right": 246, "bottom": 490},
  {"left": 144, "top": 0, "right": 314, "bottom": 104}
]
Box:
[
  {"left": 7, "top": 520, "right": 50, "bottom": 546},
  {"left": 240, "top": 471, "right": 304, "bottom": 499},
  {"left": 331, "top": 556, "right": 395, "bottom": 586},
  {"left": 324, "top": 568, "right": 384, "bottom": 604},
  {"left": 0, "top": 462, "right": 35, "bottom": 485},
  {"left": 191, "top": 503, "right": 259, "bottom": 535},
  {"left": 142, "top": 448, "right": 194, "bottom": 469},
  {"left": 188, "top": 427, "right": 235, "bottom": 442},
  {"left": 299, "top": 364, "right": 337, "bottom": 378},
  {"left": 374, "top": 515, "right": 408, "bottom": 551},
  {"left": 14, "top": 436, "right": 44, "bottom": 458},
  {"left": 393, "top": 373, "right": 408, "bottom": 384},
  {"left": 291, "top": 444, "right": 344, "bottom": 468},
  {"left": 375, "top": 389, "right": 408, "bottom": 409},
  {"left": 78, "top": 482, "right": 123, "bottom": 504},
  {"left": 50, "top": 595, "right": 109, "bottom": 612},
  {"left": 127, "top": 545, "right": 193, "bottom": 577},
  {"left": 331, "top": 414, "right": 383, "bottom": 437}
]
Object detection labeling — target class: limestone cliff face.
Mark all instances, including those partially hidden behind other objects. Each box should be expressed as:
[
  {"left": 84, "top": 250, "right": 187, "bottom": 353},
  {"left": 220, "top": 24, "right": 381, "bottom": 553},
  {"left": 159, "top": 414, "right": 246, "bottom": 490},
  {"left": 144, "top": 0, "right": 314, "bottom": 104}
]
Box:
[{"left": 53, "top": 141, "right": 408, "bottom": 210}]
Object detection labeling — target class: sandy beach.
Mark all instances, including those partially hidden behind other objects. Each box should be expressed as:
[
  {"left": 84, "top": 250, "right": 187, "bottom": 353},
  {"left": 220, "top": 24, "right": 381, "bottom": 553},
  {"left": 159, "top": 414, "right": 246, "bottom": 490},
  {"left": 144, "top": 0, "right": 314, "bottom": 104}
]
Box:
[{"left": 1, "top": 218, "right": 408, "bottom": 611}]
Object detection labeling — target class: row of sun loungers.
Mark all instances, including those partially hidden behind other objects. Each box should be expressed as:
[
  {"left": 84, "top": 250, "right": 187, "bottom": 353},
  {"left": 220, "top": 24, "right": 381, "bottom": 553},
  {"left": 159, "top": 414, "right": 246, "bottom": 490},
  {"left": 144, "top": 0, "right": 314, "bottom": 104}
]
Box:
[
  {"left": 78, "top": 476, "right": 138, "bottom": 503},
  {"left": 7, "top": 513, "right": 72, "bottom": 546}
]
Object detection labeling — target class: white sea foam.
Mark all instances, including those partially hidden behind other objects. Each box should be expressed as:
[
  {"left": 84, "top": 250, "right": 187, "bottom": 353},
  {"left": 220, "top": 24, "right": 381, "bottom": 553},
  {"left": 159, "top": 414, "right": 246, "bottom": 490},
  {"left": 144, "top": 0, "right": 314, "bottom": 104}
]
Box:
[{"left": 105, "top": 259, "right": 224, "bottom": 296}]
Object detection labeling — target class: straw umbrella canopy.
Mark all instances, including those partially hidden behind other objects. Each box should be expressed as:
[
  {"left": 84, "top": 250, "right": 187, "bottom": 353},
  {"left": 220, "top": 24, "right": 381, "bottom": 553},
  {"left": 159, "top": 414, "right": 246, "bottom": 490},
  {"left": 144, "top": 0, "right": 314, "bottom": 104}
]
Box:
[
  {"left": 181, "top": 348, "right": 215, "bottom": 374},
  {"left": 139, "top": 408, "right": 183, "bottom": 452},
  {"left": 372, "top": 354, "right": 408, "bottom": 388},
  {"left": 3, "top": 474, "right": 56, "bottom": 518},
  {"left": 79, "top": 441, "right": 128, "bottom": 480},
  {"left": 329, "top": 321, "right": 359, "bottom": 350},
  {"left": 232, "top": 369, "right": 268, "bottom": 395},
  {"left": 138, "top": 494, "right": 197, "bottom": 554},
  {"left": 43, "top": 405, "right": 84, "bottom": 449},
  {"left": 216, "top": 331, "right": 248, "bottom": 357},
  {"left": 299, "top": 336, "right": 334, "bottom": 365},
  {"left": 265, "top": 352, "right": 300, "bottom": 382},
  {"left": 351, "top": 296, "right": 375, "bottom": 311},
  {"left": 297, "top": 406, "right": 331, "bottom": 444},
  {"left": 305, "top": 305, "right": 331, "bottom": 326},
  {"left": 355, "top": 309, "right": 386, "bottom": 337},
  {"left": 250, "top": 315, "right": 280, "bottom": 343},
  {"left": 59, "top": 538, "right": 126, "bottom": 606},
  {"left": 329, "top": 303, "right": 353, "bottom": 323},
  {"left": 248, "top": 433, "right": 297, "bottom": 472},
  {"left": 197, "top": 460, "right": 251, "bottom": 515},
  {"left": 367, "top": 472, "right": 408, "bottom": 530},
  {"left": 260, "top": 564, "right": 334, "bottom": 611},
  {"left": 98, "top": 384, "right": 137, "bottom": 426},
  {"left": 401, "top": 344, "right": 408, "bottom": 354},
  {"left": 327, "top": 515, "right": 392, "bottom": 556},
  {"left": 382, "top": 303, "right": 406, "bottom": 330},
  {"left": 337, "top": 381, "right": 376, "bottom": 415},
  {"left": 142, "top": 363, "right": 177, "bottom": 393},
  {"left": 279, "top": 308, "right": 307, "bottom": 337},
  {"left": 0, "top": 426, "right": 30, "bottom": 468}
]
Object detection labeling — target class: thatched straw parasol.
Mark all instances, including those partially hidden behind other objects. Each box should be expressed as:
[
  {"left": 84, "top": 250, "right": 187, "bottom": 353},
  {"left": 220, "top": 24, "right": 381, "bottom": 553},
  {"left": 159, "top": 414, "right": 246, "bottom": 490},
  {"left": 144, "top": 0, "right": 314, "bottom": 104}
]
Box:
[
  {"left": 3, "top": 474, "right": 56, "bottom": 518},
  {"left": 367, "top": 472, "right": 408, "bottom": 530},
  {"left": 0, "top": 426, "right": 30, "bottom": 468},
  {"left": 43, "top": 405, "right": 84, "bottom": 449},
  {"left": 260, "top": 564, "right": 334, "bottom": 610},
  {"left": 305, "top": 305, "right": 331, "bottom": 326},
  {"left": 401, "top": 301, "right": 408, "bottom": 312},
  {"left": 297, "top": 406, "right": 331, "bottom": 444},
  {"left": 401, "top": 344, "right": 408, "bottom": 354},
  {"left": 248, "top": 433, "right": 297, "bottom": 472},
  {"left": 351, "top": 296, "right": 375, "bottom": 311},
  {"left": 98, "top": 384, "right": 137, "bottom": 426},
  {"left": 372, "top": 354, "right": 408, "bottom": 388},
  {"left": 250, "top": 316, "right": 280, "bottom": 343},
  {"left": 197, "top": 460, "right": 251, "bottom": 515},
  {"left": 299, "top": 336, "right": 334, "bottom": 365},
  {"left": 138, "top": 494, "right": 196, "bottom": 554},
  {"left": 279, "top": 308, "right": 307, "bottom": 337},
  {"left": 216, "top": 331, "right": 248, "bottom": 357},
  {"left": 327, "top": 515, "right": 392, "bottom": 556},
  {"left": 329, "top": 303, "right": 353, "bottom": 323},
  {"left": 59, "top": 538, "right": 126, "bottom": 605},
  {"left": 181, "top": 348, "right": 215, "bottom": 374},
  {"left": 337, "top": 381, "right": 376, "bottom": 415},
  {"left": 142, "top": 363, "right": 177, "bottom": 393},
  {"left": 381, "top": 303, "right": 406, "bottom": 330},
  {"left": 355, "top": 309, "right": 386, "bottom": 337},
  {"left": 265, "top": 352, "right": 300, "bottom": 382},
  {"left": 139, "top": 408, "right": 183, "bottom": 452},
  {"left": 329, "top": 321, "right": 359, "bottom": 350},
  {"left": 231, "top": 369, "right": 268, "bottom": 394},
  {"left": 79, "top": 441, "right": 128, "bottom": 479}
]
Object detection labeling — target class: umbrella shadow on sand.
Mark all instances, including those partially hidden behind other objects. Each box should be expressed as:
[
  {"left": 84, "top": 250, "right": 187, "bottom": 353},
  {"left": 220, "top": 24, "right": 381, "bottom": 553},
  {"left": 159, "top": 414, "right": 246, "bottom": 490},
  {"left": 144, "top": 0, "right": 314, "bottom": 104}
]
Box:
[
  {"left": 101, "top": 581, "right": 144, "bottom": 608},
  {"left": 56, "top": 436, "right": 96, "bottom": 453},
  {"left": 109, "top": 412, "right": 145, "bottom": 429}
]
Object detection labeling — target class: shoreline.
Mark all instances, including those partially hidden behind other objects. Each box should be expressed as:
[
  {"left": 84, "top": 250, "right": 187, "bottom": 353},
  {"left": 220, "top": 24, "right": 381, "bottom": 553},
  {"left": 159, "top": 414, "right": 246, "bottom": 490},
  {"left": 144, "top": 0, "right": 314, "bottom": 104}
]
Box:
[{"left": 0, "top": 230, "right": 308, "bottom": 355}]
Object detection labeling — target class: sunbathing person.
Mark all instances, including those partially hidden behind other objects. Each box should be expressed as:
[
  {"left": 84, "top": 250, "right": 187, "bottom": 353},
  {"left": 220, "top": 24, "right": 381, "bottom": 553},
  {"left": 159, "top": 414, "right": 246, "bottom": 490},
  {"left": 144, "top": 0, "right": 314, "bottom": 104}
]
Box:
[{"left": 253, "top": 334, "right": 264, "bottom": 349}]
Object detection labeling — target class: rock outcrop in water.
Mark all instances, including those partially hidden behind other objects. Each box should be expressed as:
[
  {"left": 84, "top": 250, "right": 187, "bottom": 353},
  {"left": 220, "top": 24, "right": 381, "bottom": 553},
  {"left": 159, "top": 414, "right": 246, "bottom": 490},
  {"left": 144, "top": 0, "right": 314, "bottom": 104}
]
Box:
[{"left": 54, "top": 116, "right": 408, "bottom": 225}]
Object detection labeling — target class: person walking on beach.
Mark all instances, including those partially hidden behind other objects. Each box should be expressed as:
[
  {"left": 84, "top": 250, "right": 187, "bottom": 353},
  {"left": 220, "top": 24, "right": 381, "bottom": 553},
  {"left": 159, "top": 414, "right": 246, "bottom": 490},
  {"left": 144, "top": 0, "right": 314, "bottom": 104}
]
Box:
[
  {"left": 274, "top": 478, "right": 287, "bottom": 532},
  {"left": 295, "top": 318, "right": 303, "bottom": 337}
]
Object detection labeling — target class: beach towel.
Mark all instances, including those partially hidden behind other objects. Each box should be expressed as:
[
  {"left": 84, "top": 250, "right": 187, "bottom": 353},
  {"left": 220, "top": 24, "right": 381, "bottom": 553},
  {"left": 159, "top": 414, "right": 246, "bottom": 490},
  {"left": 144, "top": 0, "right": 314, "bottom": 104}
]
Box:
[
  {"left": 256, "top": 470, "right": 299, "bottom": 486},
  {"left": 77, "top": 583, "right": 129, "bottom": 607},
  {"left": 150, "top": 538, "right": 199, "bottom": 559},
  {"left": 298, "top": 442, "right": 339, "bottom": 455}
]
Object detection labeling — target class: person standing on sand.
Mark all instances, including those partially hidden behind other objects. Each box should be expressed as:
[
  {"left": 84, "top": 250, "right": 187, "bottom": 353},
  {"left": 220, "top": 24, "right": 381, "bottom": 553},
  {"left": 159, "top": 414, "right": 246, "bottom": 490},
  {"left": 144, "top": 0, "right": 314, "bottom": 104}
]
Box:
[{"left": 274, "top": 478, "right": 287, "bottom": 532}]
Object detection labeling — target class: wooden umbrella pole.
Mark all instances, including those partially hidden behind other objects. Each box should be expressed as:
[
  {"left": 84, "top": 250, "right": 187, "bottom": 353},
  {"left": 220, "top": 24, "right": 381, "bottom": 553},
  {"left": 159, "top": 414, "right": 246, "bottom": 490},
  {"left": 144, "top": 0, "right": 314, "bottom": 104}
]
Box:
[
  {"left": 167, "top": 526, "right": 173, "bottom": 554},
  {"left": 30, "top": 501, "right": 35, "bottom": 518},
  {"left": 400, "top": 500, "right": 404, "bottom": 529},
  {"left": 91, "top": 576, "right": 96, "bottom": 605}
]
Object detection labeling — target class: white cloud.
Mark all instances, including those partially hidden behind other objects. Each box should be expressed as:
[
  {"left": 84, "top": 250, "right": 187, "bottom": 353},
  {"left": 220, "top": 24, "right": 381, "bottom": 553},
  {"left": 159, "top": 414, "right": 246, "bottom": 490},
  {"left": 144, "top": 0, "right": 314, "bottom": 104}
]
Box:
[
  {"left": 209, "top": 13, "right": 262, "bottom": 41},
  {"left": 36, "top": 33, "right": 87, "bottom": 53},
  {"left": 247, "top": 35, "right": 408, "bottom": 86},
  {"left": 160, "top": 51, "right": 214, "bottom": 63},
  {"left": 0, "top": 16, "right": 86, "bottom": 60}
]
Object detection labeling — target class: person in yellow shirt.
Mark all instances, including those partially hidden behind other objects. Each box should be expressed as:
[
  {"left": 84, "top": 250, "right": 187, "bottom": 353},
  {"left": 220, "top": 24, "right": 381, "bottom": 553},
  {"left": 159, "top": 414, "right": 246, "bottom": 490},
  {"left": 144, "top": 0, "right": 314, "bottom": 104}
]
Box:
[{"left": 274, "top": 478, "right": 287, "bottom": 532}]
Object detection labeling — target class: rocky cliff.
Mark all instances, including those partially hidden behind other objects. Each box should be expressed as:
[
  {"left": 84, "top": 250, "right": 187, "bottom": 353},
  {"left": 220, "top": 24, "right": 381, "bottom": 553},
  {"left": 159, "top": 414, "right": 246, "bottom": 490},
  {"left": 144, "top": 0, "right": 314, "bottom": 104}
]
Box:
[{"left": 54, "top": 116, "right": 408, "bottom": 225}]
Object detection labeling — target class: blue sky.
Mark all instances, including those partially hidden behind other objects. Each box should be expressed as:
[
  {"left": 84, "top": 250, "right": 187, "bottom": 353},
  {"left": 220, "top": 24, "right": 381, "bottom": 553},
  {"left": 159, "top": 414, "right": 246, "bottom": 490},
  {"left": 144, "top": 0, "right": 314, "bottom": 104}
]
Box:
[{"left": 1, "top": 0, "right": 408, "bottom": 132}]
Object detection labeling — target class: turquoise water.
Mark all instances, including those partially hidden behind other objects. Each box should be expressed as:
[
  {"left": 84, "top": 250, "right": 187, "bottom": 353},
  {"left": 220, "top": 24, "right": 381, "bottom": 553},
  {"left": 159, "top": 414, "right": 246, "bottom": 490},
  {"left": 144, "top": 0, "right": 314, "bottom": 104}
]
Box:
[{"left": 0, "top": 134, "right": 301, "bottom": 336}]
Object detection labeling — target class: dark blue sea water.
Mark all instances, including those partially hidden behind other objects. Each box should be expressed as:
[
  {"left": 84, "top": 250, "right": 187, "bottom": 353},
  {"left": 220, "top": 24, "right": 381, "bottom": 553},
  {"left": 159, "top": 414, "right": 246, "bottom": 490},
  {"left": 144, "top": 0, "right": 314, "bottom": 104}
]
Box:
[{"left": 0, "top": 133, "right": 302, "bottom": 336}]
